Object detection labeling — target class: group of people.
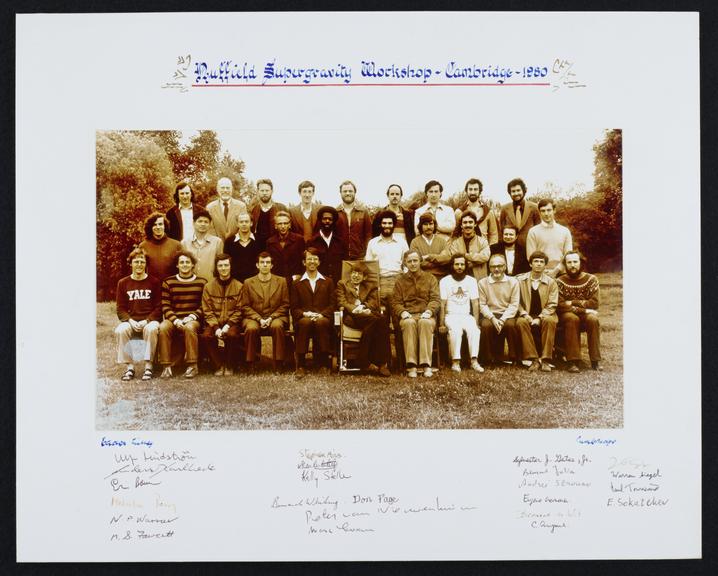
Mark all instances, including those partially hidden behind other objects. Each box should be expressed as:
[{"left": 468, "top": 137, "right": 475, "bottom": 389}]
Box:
[{"left": 114, "top": 176, "right": 602, "bottom": 381}]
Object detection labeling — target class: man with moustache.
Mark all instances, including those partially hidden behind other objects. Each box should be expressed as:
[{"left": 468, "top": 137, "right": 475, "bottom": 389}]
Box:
[
  {"left": 516, "top": 251, "right": 559, "bottom": 372},
  {"left": 556, "top": 251, "right": 602, "bottom": 373},
  {"left": 224, "top": 212, "right": 261, "bottom": 283},
  {"left": 490, "top": 225, "right": 530, "bottom": 276},
  {"left": 371, "top": 184, "right": 415, "bottom": 245},
  {"left": 335, "top": 180, "right": 373, "bottom": 259},
  {"left": 410, "top": 212, "right": 451, "bottom": 281},
  {"left": 439, "top": 254, "right": 484, "bottom": 373},
  {"left": 478, "top": 253, "right": 520, "bottom": 365},
  {"left": 289, "top": 180, "right": 319, "bottom": 242},
  {"left": 391, "top": 250, "right": 441, "bottom": 378},
  {"left": 307, "top": 205, "right": 347, "bottom": 283},
  {"left": 454, "top": 178, "right": 499, "bottom": 245},
  {"left": 499, "top": 178, "right": 541, "bottom": 253},
  {"left": 290, "top": 249, "right": 336, "bottom": 378},
  {"left": 365, "top": 210, "right": 409, "bottom": 310},
  {"left": 166, "top": 180, "right": 205, "bottom": 242},
  {"left": 266, "top": 210, "right": 306, "bottom": 283},
  {"left": 413, "top": 180, "right": 456, "bottom": 239},
  {"left": 447, "top": 210, "right": 492, "bottom": 281},
  {"left": 200, "top": 254, "right": 243, "bottom": 376},
  {"left": 206, "top": 177, "right": 247, "bottom": 241}
]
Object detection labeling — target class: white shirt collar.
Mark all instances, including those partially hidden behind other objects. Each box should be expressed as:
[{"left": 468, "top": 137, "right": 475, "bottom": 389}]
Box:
[{"left": 300, "top": 271, "right": 326, "bottom": 282}]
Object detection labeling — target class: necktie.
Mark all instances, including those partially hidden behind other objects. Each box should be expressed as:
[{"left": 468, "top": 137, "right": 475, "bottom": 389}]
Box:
[
  {"left": 515, "top": 205, "right": 522, "bottom": 225},
  {"left": 223, "top": 201, "right": 229, "bottom": 220}
]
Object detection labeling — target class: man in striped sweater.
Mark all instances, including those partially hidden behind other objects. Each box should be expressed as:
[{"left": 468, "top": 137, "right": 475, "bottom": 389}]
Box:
[{"left": 158, "top": 251, "right": 207, "bottom": 379}]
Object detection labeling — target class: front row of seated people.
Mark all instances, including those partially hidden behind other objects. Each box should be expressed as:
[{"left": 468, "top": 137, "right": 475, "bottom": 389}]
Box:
[{"left": 115, "top": 243, "right": 602, "bottom": 380}]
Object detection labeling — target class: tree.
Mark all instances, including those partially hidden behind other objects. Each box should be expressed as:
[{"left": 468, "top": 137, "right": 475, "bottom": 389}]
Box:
[{"left": 592, "top": 129, "right": 623, "bottom": 269}]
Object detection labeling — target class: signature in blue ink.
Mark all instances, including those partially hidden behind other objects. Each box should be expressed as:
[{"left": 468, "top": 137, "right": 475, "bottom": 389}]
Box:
[
  {"left": 101, "top": 436, "right": 153, "bottom": 448},
  {"left": 576, "top": 435, "right": 616, "bottom": 446}
]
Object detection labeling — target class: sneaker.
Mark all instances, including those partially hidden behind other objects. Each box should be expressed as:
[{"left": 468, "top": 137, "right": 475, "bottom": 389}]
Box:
[
  {"left": 295, "top": 367, "right": 306, "bottom": 379},
  {"left": 378, "top": 365, "right": 391, "bottom": 377},
  {"left": 591, "top": 361, "right": 603, "bottom": 371},
  {"left": 407, "top": 367, "right": 418, "bottom": 378},
  {"left": 423, "top": 367, "right": 434, "bottom": 378},
  {"left": 184, "top": 365, "right": 198, "bottom": 379},
  {"left": 528, "top": 361, "right": 540, "bottom": 372},
  {"left": 160, "top": 367, "right": 173, "bottom": 379},
  {"left": 541, "top": 363, "right": 552, "bottom": 372},
  {"left": 451, "top": 361, "right": 461, "bottom": 373},
  {"left": 568, "top": 363, "right": 580, "bottom": 373},
  {"left": 471, "top": 360, "right": 485, "bottom": 373},
  {"left": 214, "top": 367, "right": 225, "bottom": 376}
]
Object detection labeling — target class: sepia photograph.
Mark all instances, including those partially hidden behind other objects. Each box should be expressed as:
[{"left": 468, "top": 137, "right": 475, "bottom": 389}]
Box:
[{"left": 95, "top": 128, "right": 623, "bottom": 430}]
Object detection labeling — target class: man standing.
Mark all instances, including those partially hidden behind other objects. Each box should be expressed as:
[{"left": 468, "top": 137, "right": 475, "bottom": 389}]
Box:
[
  {"left": 307, "top": 205, "right": 347, "bottom": 283},
  {"left": 454, "top": 178, "right": 499, "bottom": 245},
  {"left": 206, "top": 177, "right": 247, "bottom": 241},
  {"left": 439, "top": 254, "right": 484, "bottom": 373},
  {"left": 247, "top": 178, "right": 288, "bottom": 251},
  {"left": 410, "top": 212, "right": 451, "bottom": 281},
  {"left": 478, "top": 254, "right": 520, "bottom": 365},
  {"left": 336, "top": 261, "right": 391, "bottom": 376},
  {"left": 240, "top": 252, "right": 291, "bottom": 372},
  {"left": 289, "top": 180, "right": 319, "bottom": 242},
  {"left": 200, "top": 254, "right": 243, "bottom": 376},
  {"left": 365, "top": 210, "right": 409, "bottom": 310},
  {"left": 371, "top": 184, "right": 415, "bottom": 245},
  {"left": 447, "top": 210, "right": 491, "bottom": 281},
  {"left": 556, "top": 251, "right": 601, "bottom": 372},
  {"left": 526, "top": 199, "right": 573, "bottom": 278},
  {"left": 266, "top": 210, "right": 306, "bottom": 283},
  {"left": 158, "top": 251, "right": 206, "bottom": 379},
  {"left": 224, "top": 212, "right": 260, "bottom": 282},
  {"left": 290, "top": 249, "right": 336, "bottom": 378},
  {"left": 391, "top": 250, "right": 441, "bottom": 378},
  {"left": 413, "top": 180, "right": 456, "bottom": 239},
  {"left": 499, "top": 178, "right": 541, "bottom": 253},
  {"left": 335, "top": 180, "right": 373, "bottom": 259},
  {"left": 138, "top": 212, "right": 182, "bottom": 282},
  {"left": 166, "top": 181, "right": 205, "bottom": 242},
  {"left": 114, "top": 247, "right": 161, "bottom": 382},
  {"left": 490, "top": 226, "right": 530, "bottom": 276},
  {"left": 181, "top": 209, "right": 223, "bottom": 282},
  {"left": 516, "top": 251, "right": 559, "bottom": 371}
]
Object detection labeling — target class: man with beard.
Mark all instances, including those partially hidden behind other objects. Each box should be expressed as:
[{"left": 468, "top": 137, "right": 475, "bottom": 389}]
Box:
[
  {"left": 266, "top": 210, "right": 306, "bottom": 283},
  {"left": 478, "top": 254, "right": 520, "bottom": 365},
  {"left": 391, "top": 250, "right": 441, "bottom": 378},
  {"left": 335, "top": 180, "right": 373, "bottom": 259},
  {"left": 114, "top": 247, "right": 162, "bottom": 382},
  {"left": 290, "top": 248, "right": 336, "bottom": 378},
  {"left": 239, "top": 178, "right": 287, "bottom": 251},
  {"left": 336, "top": 261, "right": 391, "bottom": 376},
  {"left": 241, "top": 252, "right": 291, "bottom": 373},
  {"left": 516, "top": 251, "right": 559, "bottom": 372},
  {"left": 371, "top": 184, "right": 415, "bottom": 245},
  {"left": 439, "top": 254, "right": 484, "bottom": 373},
  {"left": 166, "top": 180, "right": 206, "bottom": 242},
  {"left": 289, "top": 180, "right": 319, "bottom": 242},
  {"left": 556, "top": 251, "right": 601, "bottom": 372},
  {"left": 413, "top": 180, "right": 457, "bottom": 239},
  {"left": 200, "top": 254, "right": 243, "bottom": 376},
  {"left": 206, "top": 177, "right": 247, "bottom": 241},
  {"left": 365, "top": 210, "right": 409, "bottom": 310},
  {"left": 499, "top": 178, "right": 541, "bottom": 254},
  {"left": 224, "top": 212, "right": 261, "bottom": 282},
  {"left": 490, "top": 225, "right": 530, "bottom": 276},
  {"left": 410, "top": 212, "right": 451, "bottom": 281},
  {"left": 447, "top": 210, "right": 492, "bottom": 281},
  {"left": 180, "top": 209, "right": 223, "bottom": 282},
  {"left": 454, "top": 178, "right": 499, "bottom": 245},
  {"left": 307, "top": 205, "right": 347, "bottom": 283},
  {"left": 158, "top": 251, "right": 206, "bottom": 379},
  {"left": 526, "top": 199, "right": 573, "bottom": 278}
]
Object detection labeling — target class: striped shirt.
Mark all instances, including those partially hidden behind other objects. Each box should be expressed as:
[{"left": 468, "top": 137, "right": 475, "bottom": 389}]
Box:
[{"left": 161, "top": 274, "right": 206, "bottom": 322}]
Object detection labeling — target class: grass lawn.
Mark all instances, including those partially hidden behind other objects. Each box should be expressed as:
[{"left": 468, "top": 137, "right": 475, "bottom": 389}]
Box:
[{"left": 96, "top": 273, "right": 623, "bottom": 430}]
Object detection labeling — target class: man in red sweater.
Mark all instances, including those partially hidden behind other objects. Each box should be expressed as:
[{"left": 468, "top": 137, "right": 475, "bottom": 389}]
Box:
[{"left": 115, "top": 247, "right": 162, "bottom": 381}]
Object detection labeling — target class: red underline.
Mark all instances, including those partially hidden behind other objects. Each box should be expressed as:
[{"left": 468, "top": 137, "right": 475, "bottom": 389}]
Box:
[{"left": 191, "top": 82, "right": 550, "bottom": 88}]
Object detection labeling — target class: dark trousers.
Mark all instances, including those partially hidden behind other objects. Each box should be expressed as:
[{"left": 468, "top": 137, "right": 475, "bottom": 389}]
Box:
[
  {"left": 345, "top": 313, "right": 390, "bottom": 367},
  {"left": 479, "top": 316, "right": 518, "bottom": 364},
  {"left": 200, "top": 325, "right": 242, "bottom": 369},
  {"left": 516, "top": 315, "right": 557, "bottom": 361},
  {"left": 559, "top": 312, "right": 601, "bottom": 362},
  {"left": 294, "top": 316, "right": 332, "bottom": 367},
  {"left": 242, "top": 317, "right": 289, "bottom": 362}
]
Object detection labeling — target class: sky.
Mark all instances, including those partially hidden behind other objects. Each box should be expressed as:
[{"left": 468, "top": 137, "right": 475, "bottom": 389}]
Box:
[{"left": 187, "top": 128, "right": 604, "bottom": 207}]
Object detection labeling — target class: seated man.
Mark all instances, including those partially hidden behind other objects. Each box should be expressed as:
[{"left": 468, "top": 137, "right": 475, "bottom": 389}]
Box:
[
  {"left": 114, "top": 247, "right": 161, "bottom": 381},
  {"left": 556, "top": 251, "right": 602, "bottom": 372},
  {"left": 336, "top": 261, "right": 391, "bottom": 376},
  {"left": 516, "top": 251, "right": 559, "bottom": 372},
  {"left": 290, "top": 248, "right": 336, "bottom": 377},
  {"left": 365, "top": 210, "right": 409, "bottom": 311},
  {"left": 158, "top": 251, "right": 207, "bottom": 379},
  {"left": 439, "top": 254, "right": 484, "bottom": 373},
  {"left": 200, "top": 254, "right": 243, "bottom": 376},
  {"left": 478, "top": 254, "right": 520, "bottom": 365},
  {"left": 240, "top": 252, "right": 291, "bottom": 372},
  {"left": 391, "top": 250, "right": 440, "bottom": 378}
]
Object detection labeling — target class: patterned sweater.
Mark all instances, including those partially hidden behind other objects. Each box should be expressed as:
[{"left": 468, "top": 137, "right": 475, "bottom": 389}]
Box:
[
  {"left": 556, "top": 272, "right": 600, "bottom": 313},
  {"left": 161, "top": 274, "right": 207, "bottom": 322}
]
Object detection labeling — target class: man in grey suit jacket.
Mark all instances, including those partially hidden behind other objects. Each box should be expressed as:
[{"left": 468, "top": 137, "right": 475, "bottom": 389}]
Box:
[
  {"left": 206, "top": 177, "right": 247, "bottom": 241},
  {"left": 499, "top": 178, "right": 541, "bottom": 255}
]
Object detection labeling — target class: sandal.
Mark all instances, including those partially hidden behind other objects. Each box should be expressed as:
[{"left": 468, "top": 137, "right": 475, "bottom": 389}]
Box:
[
  {"left": 121, "top": 367, "right": 135, "bottom": 381},
  {"left": 141, "top": 368, "right": 153, "bottom": 381}
]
